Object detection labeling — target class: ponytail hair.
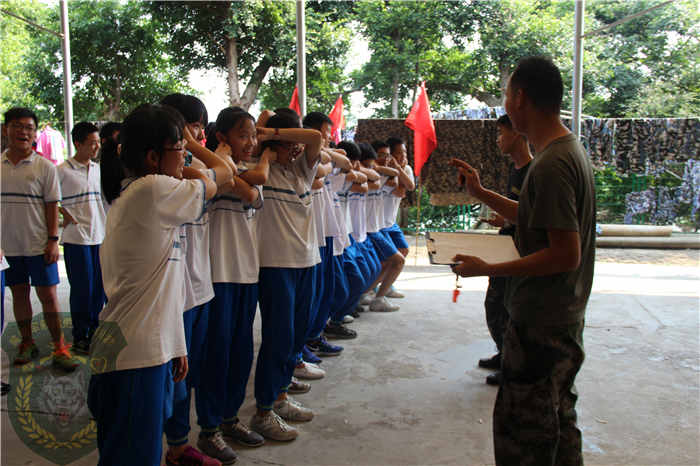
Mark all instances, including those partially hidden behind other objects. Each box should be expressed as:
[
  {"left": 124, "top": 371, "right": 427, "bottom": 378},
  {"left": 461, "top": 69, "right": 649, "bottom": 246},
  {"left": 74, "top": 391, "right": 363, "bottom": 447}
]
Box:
[{"left": 101, "top": 103, "right": 185, "bottom": 204}]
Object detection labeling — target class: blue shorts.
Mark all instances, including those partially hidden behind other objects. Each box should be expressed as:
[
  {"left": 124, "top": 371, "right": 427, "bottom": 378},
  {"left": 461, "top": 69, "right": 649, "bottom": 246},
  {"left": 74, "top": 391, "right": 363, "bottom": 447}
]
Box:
[
  {"left": 4, "top": 255, "right": 60, "bottom": 287},
  {"left": 367, "top": 231, "right": 398, "bottom": 262},
  {"left": 384, "top": 223, "right": 409, "bottom": 250}
]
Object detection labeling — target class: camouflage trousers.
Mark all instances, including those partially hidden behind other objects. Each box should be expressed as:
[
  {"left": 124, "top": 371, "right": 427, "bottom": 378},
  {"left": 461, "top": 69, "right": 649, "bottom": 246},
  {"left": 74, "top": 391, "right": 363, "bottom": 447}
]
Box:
[
  {"left": 484, "top": 276, "right": 510, "bottom": 352},
  {"left": 493, "top": 319, "right": 585, "bottom": 466}
]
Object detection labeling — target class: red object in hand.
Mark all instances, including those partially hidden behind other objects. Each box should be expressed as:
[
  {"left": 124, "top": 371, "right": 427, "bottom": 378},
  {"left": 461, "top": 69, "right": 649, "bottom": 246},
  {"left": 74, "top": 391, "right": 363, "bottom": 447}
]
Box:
[{"left": 453, "top": 289, "right": 460, "bottom": 303}]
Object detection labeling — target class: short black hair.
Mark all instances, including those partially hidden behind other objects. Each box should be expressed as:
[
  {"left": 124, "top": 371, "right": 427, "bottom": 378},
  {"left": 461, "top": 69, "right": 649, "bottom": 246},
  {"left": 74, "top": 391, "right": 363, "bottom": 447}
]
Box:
[
  {"left": 4, "top": 107, "right": 38, "bottom": 128},
  {"left": 274, "top": 107, "right": 300, "bottom": 118},
  {"left": 99, "top": 122, "right": 121, "bottom": 142},
  {"left": 337, "top": 140, "right": 360, "bottom": 161},
  {"left": 386, "top": 137, "right": 405, "bottom": 154},
  {"left": 509, "top": 56, "right": 563, "bottom": 115},
  {"left": 371, "top": 140, "right": 389, "bottom": 153},
  {"left": 496, "top": 114, "right": 513, "bottom": 131},
  {"left": 358, "top": 142, "right": 377, "bottom": 162},
  {"left": 161, "top": 93, "right": 208, "bottom": 125},
  {"left": 303, "top": 112, "right": 333, "bottom": 131},
  {"left": 263, "top": 112, "right": 303, "bottom": 150},
  {"left": 71, "top": 121, "right": 99, "bottom": 145}
]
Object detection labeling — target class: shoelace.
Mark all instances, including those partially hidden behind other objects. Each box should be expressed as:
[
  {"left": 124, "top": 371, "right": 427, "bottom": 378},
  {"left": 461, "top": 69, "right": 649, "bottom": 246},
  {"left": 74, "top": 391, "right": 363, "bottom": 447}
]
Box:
[
  {"left": 269, "top": 412, "right": 292, "bottom": 432},
  {"left": 209, "top": 432, "right": 229, "bottom": 451},
  {"left": 233, "top": 422, "right": 252, "bottom": 435}
]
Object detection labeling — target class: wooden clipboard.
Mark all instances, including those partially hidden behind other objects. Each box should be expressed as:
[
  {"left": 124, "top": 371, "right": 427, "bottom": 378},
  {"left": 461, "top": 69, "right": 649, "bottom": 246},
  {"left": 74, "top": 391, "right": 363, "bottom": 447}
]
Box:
[{"left": 425, "top": 231, "right": 521, "bottom": 265}]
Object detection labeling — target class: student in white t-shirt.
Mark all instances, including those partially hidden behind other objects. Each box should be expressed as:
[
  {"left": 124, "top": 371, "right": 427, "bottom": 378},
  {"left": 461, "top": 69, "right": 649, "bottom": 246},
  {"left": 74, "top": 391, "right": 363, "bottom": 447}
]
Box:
[
  {"left": 299, "top": 112, "right": 347, "bottom": 367},
  {"left": 160, "top": 94, "right": 238, "bottom": 466},
  {"left": 57, "top": 122, "right": 107, "bottom": 355},
  {"left": 360, "top": 143, "right": 403, "bottom": 313},
  {"left": 374, "top": 137, "right": 415, "bottom": 298},
  {"left": 86, "top": 104, "right": 222, "bottom": 466},
  {"left": 194, "top": 107, "right": 275, "bottom": 459},
  {"left": 1, "top": 107, "right": 78, "bottom": 372},
  {"left": 249, "top": 111, "right": 323, "bottom": 442},
  {"left": 324, "top": 141, "right": 373, "bottom": 333}
]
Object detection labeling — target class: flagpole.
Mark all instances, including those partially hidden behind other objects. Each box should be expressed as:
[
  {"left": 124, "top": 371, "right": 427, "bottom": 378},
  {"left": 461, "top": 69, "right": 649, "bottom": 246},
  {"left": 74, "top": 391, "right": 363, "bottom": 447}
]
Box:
[{"left": 414, "top": 175, "right": 421, "bottom": 266}]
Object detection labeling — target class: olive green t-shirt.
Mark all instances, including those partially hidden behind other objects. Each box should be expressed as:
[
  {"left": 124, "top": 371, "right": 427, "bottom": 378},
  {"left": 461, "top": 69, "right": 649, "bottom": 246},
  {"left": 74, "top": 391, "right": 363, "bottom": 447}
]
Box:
[{"left": 505, "top": 133, "right": 596, "bottom": 326}]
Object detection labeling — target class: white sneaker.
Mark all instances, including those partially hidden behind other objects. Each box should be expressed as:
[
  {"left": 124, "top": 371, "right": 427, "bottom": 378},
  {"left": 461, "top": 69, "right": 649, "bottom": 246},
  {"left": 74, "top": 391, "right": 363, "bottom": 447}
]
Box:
[
  {"left": 343, "top": 315, "right": 354, "bottom": 323},
  {"left": 369, "top": 297, "right": 400, "bottom": 312},
  {"left": 273, "top": 396, "right": 315, "bottom": 421},
  {"left": 358, "top": 293, "right": 372, "bottom": 306},
  {"left": 386, "top": 288, "right": 405, "bottom": 298},
  {"left": 367, "top": 289, "right": 377, "bottom": 298},
  {"left": 293, "top": 363, "right": 325, "bottom": 379},
  {"left": 250, "top": 411, "right": 298, "bottom": 441}
]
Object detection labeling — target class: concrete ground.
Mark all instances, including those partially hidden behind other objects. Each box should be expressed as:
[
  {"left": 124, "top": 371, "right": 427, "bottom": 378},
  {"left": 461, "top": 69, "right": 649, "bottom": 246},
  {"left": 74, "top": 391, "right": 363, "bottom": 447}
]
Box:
[{"left": 1, "top": 241, "right": 698, "bottom": 465}]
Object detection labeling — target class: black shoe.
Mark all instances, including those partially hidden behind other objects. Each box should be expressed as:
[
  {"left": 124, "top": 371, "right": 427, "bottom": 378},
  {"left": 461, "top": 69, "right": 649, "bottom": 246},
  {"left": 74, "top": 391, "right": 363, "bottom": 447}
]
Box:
[
  {"left": 1, "top": 382, "right": 10, "bottom": 396},
  {"left": 73, "top": 337, "right": 91, "bottom": 355},
  {"left": 354, "top": 305, "right": 365, "bottom": 313},
  {"left": 323, "top": 323, "right": 358, "bottom": 339},
  {"left": 349, "top": 310, "right": 361, "bottom": 318},
  {"left": 486, "top": 371, "right": 500, "bottom": 386},
  {"left": 478, "top": 353, "right": 501, "bottom": 369}
]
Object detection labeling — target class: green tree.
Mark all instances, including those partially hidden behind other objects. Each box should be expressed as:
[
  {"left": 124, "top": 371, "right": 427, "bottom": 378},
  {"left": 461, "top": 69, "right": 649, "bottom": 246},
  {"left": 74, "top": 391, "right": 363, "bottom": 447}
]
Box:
[
  {"left": 3, "top": 0, "right": 190, "bottom": 122},
  {"left": 257, "top": 4, "right": 354, "bottom": 113},
  {"left": 1, "top": 0, "right": 59, "bottom": 121},
  {"left": 150, "top": 1, "right": 354, "bottom": 113},
  {"left": 586, "top": 0, "right": 700, "bottom": 118},
  {"left": 352, "top": 0, "right": 480, "bottom": 118}
]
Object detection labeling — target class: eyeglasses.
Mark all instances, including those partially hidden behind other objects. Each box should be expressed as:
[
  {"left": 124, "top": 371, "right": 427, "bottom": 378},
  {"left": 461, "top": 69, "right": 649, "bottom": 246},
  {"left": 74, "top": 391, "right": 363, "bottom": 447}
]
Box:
[
  {"left": 279, "top": 142, "right": 304, "bottom": 154},
  {"left": 9, "top": 123, "right": 37, "bottom": 133},
  {"left": 163, "top": 139, "right": 187, "bottom": 153}
]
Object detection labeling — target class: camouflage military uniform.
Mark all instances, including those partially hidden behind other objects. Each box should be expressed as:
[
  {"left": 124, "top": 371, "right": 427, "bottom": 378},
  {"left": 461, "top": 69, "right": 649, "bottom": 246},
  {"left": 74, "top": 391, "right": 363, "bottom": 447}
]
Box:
[
  {"left": 484, "top": 275, "right": 509, "bottom": 351},
  {"left": 493, "top": 319, "right": 585, "bottom": 466}
]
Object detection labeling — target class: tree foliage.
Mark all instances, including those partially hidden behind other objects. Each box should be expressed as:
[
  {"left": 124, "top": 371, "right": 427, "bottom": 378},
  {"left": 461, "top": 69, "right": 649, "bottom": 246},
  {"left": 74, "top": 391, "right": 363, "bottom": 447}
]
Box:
[
  {"left": 1, "top": 0, "right": 190, "bottom": 122},
  {"left": 150, "top": 1, "right": 353, "bottom": 113}
]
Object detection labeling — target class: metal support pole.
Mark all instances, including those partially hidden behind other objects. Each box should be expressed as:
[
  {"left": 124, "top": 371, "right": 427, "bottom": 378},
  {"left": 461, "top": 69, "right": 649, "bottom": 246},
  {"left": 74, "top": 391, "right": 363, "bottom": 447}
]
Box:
[
  {"left": 414, "top": 179, "right": 422, "bottom": 266},
  {"left": 572, "top": 0, "right": 585, "bottom": 140},
  {"left": 59, "top": 0, "right": 73, "bottom": 157},
  {"left": 296, "top": 0, "right": 306, "bottom": 117}
]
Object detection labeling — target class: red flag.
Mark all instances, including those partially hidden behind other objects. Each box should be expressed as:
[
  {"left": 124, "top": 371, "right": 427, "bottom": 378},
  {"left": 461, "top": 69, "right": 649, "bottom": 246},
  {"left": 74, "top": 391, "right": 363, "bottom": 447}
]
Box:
[
  {"left": 328, "top": 96, "right": 345, "bottom": 144},
  {"left": 404, "top": 82, "right": 437, "bottom": 176},
  {"left": 289, "top": 85, "right": 300, "bottom": 115}
]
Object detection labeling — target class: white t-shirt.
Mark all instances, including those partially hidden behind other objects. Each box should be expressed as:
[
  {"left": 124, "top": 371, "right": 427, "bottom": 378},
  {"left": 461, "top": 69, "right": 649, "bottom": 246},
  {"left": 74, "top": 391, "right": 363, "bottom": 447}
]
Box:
[
  {"left": 311, "top": 187, "right": 326, "bottom": 248},
  {"left": 322, "top": 176, "right": 341, "bottom": 239},
  {"left": 183, "top": 169, "right": 216, "bottom": 306},
  {"left": 57, "top": 157, "right": 106, "bottom": 246},
  {"left": 1, "top": 151, "right": 61, "bottom": 257},
  {"left": 180, "top": 225, "right": 196, "bottom": 312},
  {"left": 328, "top": 168, "right": 353, "bottom": 255},
  {"left": 93, "top": 175, "right": 206, "bottom": 373},
  {"left": 348, "top": 191, "right": 367, "bottom": 243},
  {"left": 383, "top": 164, "right": 412, "bottom": 228},
  {"left": 208, "top": 165, "right": 263, "bottom": 284},
  {"left": 366, "top": 174, "right": 388, "bottom": 234},
  {"left": 255, "top": 150, "right": 321, "bottom": 268}
]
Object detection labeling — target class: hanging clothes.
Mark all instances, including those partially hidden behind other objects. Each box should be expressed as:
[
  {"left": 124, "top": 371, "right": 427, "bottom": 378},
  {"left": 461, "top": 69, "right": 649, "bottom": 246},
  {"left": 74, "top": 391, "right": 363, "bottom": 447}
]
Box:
[
  {"left": 624, "top": 189, "right": 655, "bottom": 224},
  {"left": 581, "top": 119, "right": 614, "bottom": 170},
  {"left": 678, "top": 159, "right": 700, "bottom": 216},
  {"left": 35, "top": 125, "right": 66, "bottom": 166}
]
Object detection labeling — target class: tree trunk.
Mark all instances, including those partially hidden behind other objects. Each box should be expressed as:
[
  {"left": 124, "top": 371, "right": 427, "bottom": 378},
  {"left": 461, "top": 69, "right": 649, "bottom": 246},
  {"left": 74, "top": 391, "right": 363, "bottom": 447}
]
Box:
[
  {"left": 498, "top": 59, "right": 512, "bottom": 105},
  {"left": 240, "top": 57, "right": 273, "bottom": 111},
  {"left": 226, "top": 35, "right": 240, "bottom": 107}
]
